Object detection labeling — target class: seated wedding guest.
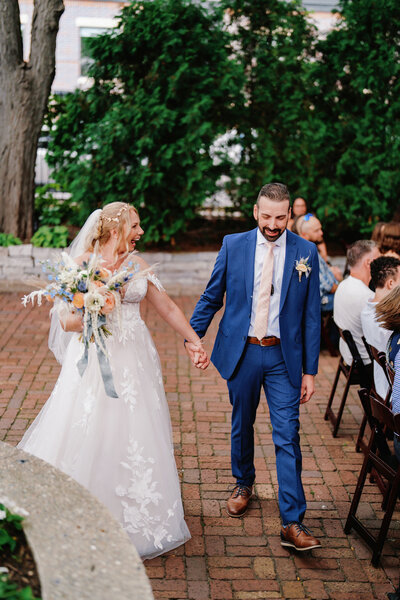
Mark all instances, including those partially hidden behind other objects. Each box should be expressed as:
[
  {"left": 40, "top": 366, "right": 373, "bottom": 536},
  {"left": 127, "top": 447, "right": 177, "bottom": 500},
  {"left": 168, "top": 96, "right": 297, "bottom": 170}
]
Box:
[
  {"left": 288, "top": 196, "right": 307, "bottom": 231},
  {"left": 371, "top": 221, "right": 386, "bottom": 246},
  {"left": 298, "top": 214, "right": 343, "bottom": 311},
  {"left": 375, "top": 285, "right": 400, "bottom": 461},
  {"left": 293, "top": 209, "right": 329, "bottom": 262},
  {"left": 361, "top": 256, "right": 400, "bottom": 399},
  {"left": 333, "top": 240, "right": 380, "bottom": 366},
  {"left": 380, "top": 221, "right": 400, "bottom": 259}
]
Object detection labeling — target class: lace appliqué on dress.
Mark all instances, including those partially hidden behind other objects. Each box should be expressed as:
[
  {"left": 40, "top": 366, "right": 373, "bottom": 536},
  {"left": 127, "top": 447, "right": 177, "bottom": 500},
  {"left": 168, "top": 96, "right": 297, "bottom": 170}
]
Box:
[
  {"left": 73, "top": 387, "right": 96, "bottom": 432},
  {"left": 116, "top": 438, "right": 178, "bottom": 550},
  {"left": 120, "top": 367, "right": 138, "bottom": 412}
]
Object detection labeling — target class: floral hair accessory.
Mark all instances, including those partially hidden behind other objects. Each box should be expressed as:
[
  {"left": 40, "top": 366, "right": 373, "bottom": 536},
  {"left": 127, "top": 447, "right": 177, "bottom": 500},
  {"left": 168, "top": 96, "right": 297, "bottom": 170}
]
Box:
[
  {"left": 295, "top": 256, "right": 312, "bottom": 282},
  {"left": 102, "top": 205, "right": 130, "bottom": 224}
]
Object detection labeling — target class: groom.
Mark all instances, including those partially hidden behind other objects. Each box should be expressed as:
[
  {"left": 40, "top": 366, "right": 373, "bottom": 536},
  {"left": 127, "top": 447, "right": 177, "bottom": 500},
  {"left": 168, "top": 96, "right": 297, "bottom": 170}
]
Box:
[{"left": 187, "top": 182, "right": 321, "bottom": 551}]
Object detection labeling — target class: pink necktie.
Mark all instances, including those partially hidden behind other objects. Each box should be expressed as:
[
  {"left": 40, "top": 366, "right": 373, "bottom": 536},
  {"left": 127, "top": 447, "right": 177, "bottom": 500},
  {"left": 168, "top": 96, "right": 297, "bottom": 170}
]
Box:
[{"left": 254, "top": 242, "right": 275, "bottom": 341}]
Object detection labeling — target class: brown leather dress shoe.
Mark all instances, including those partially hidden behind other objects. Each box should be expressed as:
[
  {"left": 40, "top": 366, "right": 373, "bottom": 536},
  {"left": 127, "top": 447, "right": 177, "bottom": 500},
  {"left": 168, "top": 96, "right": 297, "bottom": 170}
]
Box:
[
  {"left": 226, "top": 484, "right": 252, "bottom": 517},
  {"left": 280, "top": 522, "right": 321, "bottom": 551}
]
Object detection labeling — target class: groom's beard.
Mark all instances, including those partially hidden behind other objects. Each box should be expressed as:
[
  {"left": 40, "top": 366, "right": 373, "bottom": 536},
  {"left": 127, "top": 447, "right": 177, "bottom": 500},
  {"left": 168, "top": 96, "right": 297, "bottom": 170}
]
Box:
[{"left": 258, "top": 223, "right": 288, "bottom": 243}]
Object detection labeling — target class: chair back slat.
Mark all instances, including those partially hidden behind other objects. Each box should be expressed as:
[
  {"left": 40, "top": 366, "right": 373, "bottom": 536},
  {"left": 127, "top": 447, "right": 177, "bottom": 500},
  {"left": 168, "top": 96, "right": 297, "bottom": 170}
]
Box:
[
  {"left": 369, "top": 343, "right": 393, "bottom": 387},
  {"left": 362, "top": 336, "right": 374, "bottom": 364},
  {"left": 345, "top": 388, "right": 400, "bottom": 566},
  {"left": 341, "top": 329, "right": 363, "bottom": 364},
  {"left": 370, "top": 395, "right": 395, "bottom": 431}
]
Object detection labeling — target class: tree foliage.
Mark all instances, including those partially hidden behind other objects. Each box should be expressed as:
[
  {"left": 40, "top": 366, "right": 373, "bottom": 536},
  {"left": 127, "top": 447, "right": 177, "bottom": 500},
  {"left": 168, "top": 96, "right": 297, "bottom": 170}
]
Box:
[
  {"left": 220, "top": 0, "right": 317, "bottom": 216},
  {"left": 47, "top": 0, "right": 243, "bottom": 242},
  {"left": 307, "top": 0, "right": 400, "bottom": 237},
  {"left": 46, "top": 0, "right": 400, "bottom": 243}
]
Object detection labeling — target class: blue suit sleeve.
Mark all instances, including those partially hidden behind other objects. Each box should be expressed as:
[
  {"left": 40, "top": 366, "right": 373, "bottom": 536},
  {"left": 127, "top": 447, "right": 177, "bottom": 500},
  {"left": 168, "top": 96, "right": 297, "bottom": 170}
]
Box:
[
  {"left": 302, "top": 245, "right": 321, "bottom": 375},
  {"left": 190, "top": 237, "right": 227, "bottom": 338}
]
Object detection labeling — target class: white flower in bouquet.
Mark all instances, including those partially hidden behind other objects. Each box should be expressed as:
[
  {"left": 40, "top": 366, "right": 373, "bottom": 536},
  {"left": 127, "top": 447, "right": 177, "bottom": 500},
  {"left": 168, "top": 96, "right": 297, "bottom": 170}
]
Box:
[{"left": 84, "top": 290, "right": 105, "bottom": 312}]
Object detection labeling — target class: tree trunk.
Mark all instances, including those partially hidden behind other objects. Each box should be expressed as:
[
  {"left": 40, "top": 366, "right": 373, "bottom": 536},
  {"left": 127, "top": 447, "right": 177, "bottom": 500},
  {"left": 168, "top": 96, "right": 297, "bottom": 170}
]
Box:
[{"left": 0, "top": 0, "right": 64, "bottom": 240}]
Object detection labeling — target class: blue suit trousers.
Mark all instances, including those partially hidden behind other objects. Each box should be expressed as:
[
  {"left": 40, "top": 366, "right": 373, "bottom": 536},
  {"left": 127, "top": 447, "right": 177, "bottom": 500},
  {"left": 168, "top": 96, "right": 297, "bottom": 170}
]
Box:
[{"left": 227, "top": 342, "right": 306, "bottom": 525}]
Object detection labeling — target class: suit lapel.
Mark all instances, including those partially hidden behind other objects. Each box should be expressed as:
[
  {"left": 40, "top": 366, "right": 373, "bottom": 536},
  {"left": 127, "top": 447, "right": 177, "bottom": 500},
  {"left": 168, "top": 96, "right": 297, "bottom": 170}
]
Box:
[
  {"left": 280, "top": 230, "right": 297, "bottom": 311},
  {"left": 244, "top": 228, "right": 257, "bottom": 305}
]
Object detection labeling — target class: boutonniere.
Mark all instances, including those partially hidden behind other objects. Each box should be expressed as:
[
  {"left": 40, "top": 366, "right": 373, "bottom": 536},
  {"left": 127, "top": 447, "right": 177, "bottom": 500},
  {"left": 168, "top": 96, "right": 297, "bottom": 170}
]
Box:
[{"left": 295, "top": 256, "right": 312, "bottom": 282}]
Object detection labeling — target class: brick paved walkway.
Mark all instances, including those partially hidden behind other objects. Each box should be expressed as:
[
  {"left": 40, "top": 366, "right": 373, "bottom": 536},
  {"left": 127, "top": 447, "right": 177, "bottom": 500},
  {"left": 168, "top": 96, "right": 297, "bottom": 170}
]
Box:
[{"left": 1, "top": 292, "right": 399, "bottom": 599}]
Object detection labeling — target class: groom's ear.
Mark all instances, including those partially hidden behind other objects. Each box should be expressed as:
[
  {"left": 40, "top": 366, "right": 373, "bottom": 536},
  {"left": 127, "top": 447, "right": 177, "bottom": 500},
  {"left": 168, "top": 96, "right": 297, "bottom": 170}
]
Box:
[{"left": 253, "top": 204, "right": 258, "bottom": 221}]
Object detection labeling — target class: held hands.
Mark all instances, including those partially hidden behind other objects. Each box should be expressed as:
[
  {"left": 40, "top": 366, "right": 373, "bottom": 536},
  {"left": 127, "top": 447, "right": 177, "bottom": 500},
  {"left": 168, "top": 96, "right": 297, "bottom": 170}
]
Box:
[{"left": 185, "top": 341, "right": 210, "bottom": 370}]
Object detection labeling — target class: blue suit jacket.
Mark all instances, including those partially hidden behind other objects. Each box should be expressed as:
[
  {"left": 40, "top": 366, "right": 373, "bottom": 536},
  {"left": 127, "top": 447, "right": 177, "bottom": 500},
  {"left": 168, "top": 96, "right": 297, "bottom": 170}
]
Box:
[{"left": 190, "top": 228, "right": 321, "bottom": 388}]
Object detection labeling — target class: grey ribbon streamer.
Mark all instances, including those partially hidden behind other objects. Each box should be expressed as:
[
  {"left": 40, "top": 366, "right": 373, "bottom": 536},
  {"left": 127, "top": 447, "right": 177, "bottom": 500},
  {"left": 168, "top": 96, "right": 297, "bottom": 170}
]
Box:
[{"left": 77, "top": 314, "right": 118, "bottom": 398}]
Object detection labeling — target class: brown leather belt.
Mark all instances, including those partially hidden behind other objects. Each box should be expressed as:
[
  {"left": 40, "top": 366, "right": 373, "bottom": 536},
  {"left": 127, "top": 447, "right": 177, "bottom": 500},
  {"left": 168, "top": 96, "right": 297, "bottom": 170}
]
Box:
[{"left": 247, "top": 336, "right": 280, "bottom": 347}]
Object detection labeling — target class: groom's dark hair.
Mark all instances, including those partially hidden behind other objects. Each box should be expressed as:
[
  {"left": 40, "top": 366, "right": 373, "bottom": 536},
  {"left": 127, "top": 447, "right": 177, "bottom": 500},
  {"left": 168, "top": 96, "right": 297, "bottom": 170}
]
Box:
[{"left": 257, "top": 182, "right": 291, "bottom": 207}]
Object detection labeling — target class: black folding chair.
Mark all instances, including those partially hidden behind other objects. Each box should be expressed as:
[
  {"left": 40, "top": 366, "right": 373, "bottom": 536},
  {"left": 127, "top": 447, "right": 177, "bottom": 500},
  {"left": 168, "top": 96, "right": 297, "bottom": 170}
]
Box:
[
  {"left": 344, "top": 388, "right": 400, "bottom": 567},
  {"left": 324, "top": 329, "right": 372, "bottom": 437},
  {"left": 356, "top": 338, "right": 392, "bottom": 454}
]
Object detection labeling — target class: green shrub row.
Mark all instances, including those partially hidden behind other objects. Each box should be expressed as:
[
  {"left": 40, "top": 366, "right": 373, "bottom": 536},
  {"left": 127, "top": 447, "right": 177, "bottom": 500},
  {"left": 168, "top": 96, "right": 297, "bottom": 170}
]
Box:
[
  {"left": 0, "top": 226, "right": 68, "bottom": 248},
  {"left": 34, "top": 0, "right": 400, "bottom": 243}
]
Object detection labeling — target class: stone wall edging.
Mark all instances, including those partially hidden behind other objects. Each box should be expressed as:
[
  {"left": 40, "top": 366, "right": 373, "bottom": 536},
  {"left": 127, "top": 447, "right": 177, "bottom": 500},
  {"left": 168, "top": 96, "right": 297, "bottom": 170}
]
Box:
[
  {"left": 0, "top": 245, "right": 218, "bottom": 292},
  {"left": 0, "top": 441, "right": 154, "bottom": 600}
]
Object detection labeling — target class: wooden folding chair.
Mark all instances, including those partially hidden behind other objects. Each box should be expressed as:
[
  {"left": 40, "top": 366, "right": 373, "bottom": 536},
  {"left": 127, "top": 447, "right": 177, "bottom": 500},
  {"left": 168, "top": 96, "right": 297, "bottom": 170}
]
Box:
[
  {"left": 324, "top": 329, "right": 372, "bottom": 437},
  {"left": 356, "top": 338, "right": 392, "bottom": 454},
  {"left": 344, "top": 388, "right": 400, "bottom": 567}
]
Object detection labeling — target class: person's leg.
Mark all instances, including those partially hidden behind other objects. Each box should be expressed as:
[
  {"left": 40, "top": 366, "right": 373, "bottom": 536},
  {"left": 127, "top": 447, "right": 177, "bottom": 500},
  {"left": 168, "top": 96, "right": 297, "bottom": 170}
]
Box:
[
  {"left": 227, "top": 344, "right": 263, "bottom": 487},
  {"left": 261, "top": 345, "right": 306, "bottom": 525}
]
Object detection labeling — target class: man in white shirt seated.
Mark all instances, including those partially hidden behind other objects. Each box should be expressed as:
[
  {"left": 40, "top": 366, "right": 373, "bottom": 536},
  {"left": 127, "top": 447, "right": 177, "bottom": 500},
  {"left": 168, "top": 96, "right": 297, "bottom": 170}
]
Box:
[
  {"left": 333, "top": 240, "right": 380, "bottom": 366},
  {"left": 361, "top": 256, "right": 400, "bottom": 399}
]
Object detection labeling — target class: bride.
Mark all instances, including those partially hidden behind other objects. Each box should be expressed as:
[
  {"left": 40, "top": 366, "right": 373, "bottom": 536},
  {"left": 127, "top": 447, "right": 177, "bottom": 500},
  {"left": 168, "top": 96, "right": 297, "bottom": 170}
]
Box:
[{"left": 18, "top": 202, "right": 208, "bottom": 560}]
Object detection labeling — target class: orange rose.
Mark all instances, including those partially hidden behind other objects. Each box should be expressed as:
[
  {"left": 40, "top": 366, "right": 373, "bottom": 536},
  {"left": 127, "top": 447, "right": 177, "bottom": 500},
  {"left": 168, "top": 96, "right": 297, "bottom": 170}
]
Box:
[
  {"left": 102, "top": 291, "right": 115, "bottom": 314},
  {"left": 72, "top": 292, "right": 85, "bottom": 309},
  {"left": 93, "top": 280, "right": 104, "bottom": 288}
]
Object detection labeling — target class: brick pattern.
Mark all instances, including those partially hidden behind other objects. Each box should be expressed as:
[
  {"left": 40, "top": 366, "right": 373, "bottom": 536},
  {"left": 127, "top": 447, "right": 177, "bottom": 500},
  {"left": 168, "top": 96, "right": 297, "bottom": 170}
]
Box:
[{"left": 1, "top": 292, "right": 399, "bottom": 599}]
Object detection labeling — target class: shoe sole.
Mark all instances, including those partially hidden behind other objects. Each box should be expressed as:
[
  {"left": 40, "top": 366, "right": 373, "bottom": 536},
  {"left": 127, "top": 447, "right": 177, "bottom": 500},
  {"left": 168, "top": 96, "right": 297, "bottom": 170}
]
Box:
[
  {"left": 226, "top": 507, "right": 248, "bottom": 518},
  {"left": 281, "top": 541, "right": 322, "bottom": 551}
]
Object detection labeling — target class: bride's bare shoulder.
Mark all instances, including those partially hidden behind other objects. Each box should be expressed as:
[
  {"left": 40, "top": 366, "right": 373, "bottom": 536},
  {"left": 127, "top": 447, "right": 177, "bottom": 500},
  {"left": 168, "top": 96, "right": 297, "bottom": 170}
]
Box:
[{"left": 124, "top": 253, "right": 149, "bottom": 271}]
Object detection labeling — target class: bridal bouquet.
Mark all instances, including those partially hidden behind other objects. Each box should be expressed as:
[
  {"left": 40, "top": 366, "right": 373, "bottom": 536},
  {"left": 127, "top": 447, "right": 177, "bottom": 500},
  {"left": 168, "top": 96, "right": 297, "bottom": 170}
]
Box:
[{"left": 22, "top": 252, "right": 141, "bottom": 397}]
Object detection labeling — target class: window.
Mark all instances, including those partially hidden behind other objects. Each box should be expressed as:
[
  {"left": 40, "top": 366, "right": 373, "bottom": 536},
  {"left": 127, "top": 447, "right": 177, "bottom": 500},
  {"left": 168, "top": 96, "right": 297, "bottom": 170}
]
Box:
[{"left": 80, "top": 27, "right": 108, "bottom": 76}]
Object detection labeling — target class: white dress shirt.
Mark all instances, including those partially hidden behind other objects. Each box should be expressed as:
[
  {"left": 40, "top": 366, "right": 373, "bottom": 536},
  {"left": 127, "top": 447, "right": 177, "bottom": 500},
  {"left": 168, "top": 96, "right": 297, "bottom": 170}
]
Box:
[
  {"left": 361, "top": 299, "right": 391, "bottom": 399},
  {"left": 333, "top": 275, "right": 373, "bottom": 365},
  {"left": 248, "top": 228, "right": 287, "bottom": 338}
]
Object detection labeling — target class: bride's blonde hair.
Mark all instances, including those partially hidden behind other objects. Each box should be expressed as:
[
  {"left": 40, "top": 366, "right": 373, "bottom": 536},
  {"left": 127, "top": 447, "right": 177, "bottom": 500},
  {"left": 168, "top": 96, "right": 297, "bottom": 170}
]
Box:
[
  {"left": 375, "top": 285, "right": 400, "bottom": 331},
  {"left": 87, "top": 202, "right": 139, "bottom": 253}
]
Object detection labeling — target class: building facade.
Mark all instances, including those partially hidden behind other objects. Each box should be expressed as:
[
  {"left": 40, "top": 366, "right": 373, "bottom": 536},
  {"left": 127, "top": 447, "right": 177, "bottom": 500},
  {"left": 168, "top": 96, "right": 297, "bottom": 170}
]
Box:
[
  {"left": 20, "top": 0, "right": 339, "bottom": 95},
  {"left": 20, "top": 0, "right": 125, "bottom": 94},
  {"left": 18, "top": 0, "right": 339, "bottom": 184}
]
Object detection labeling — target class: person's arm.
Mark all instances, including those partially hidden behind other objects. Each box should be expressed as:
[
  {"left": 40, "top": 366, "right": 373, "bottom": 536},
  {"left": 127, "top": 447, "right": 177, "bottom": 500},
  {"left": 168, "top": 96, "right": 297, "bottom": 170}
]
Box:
[
  {"left": 317, "top": 241, "right": 329, "bottom": 262},
  {"left": 319, "top": 256, "right": 338, "bottom": 296},
  {"left": 145, "top": 280, "right": 210, "bottom": 369},
  {"left": 189, "top": 237, "right": 228, "bottom": 339},
  {"left": 392, "top": 351, "right": 400, "bottom": 414},
  {"left": 302, "top": 244, "right": 321, "bottom": 399},
  {"left": 331, "top": 265, "right": 343, "bottom": 282}
]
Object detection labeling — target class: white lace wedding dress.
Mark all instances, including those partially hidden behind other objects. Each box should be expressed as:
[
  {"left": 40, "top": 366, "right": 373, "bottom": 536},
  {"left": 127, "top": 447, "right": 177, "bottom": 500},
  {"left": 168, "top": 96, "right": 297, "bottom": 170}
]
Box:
[{"left": 18, "top": 274, "right": 191, "bottom": 560}]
